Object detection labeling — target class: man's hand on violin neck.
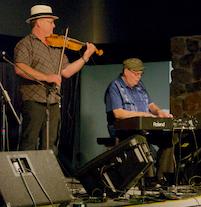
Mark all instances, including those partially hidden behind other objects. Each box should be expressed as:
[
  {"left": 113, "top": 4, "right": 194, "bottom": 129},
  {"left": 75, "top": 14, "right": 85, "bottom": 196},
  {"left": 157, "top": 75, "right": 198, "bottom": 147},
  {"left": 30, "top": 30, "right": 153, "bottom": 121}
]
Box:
[
  {"left": 84, "top": 42, "right": 96, "bottom": 57},
  {"left": 46, "top": 74, "right": 62, "bottom": 86}
]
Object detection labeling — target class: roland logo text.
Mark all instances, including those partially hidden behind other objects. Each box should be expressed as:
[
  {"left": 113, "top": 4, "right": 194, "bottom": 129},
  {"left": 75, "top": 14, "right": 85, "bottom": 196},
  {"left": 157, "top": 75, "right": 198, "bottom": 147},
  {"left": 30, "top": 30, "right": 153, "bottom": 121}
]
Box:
[{"left": 153, "top": 122, "right": 166, "bottom": 127}]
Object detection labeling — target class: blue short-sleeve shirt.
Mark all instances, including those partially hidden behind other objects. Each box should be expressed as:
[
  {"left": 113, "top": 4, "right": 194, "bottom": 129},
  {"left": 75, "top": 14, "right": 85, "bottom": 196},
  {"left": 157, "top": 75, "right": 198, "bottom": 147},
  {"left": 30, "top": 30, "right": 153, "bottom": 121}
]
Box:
[{"left": 104, "top": 74, "right": 153, "bottom": 136}]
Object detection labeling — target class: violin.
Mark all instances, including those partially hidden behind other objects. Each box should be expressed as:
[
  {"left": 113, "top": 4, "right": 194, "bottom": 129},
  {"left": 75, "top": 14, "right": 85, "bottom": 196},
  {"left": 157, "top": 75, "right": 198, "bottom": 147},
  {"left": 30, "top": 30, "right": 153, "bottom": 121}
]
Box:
[{"left": 46, "top": 34, "right": 103, "bottom": 56}]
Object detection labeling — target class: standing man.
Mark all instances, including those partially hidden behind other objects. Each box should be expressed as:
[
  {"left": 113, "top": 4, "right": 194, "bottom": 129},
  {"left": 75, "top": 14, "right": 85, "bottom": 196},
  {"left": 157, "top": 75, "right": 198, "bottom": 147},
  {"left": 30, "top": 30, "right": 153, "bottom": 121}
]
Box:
[
  {"left": 14, "top": 5, "right": 95, "bottom": 150},
  {"left": 104, "top": 58, "right": 174, "bottom": 186}
]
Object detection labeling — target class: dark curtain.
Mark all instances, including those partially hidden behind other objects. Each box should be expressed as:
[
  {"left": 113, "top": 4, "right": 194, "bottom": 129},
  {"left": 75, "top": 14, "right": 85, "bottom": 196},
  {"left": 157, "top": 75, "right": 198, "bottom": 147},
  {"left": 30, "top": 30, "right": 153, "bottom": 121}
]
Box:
[
  {"left": 0, "top": 34, "right": 23, "bottom": 151},
  {"left": 58, "top": 73, "right": 80, "bottom": 163},
  {"left": 57, "top": 49, "right": 82, "bottom": 163}
]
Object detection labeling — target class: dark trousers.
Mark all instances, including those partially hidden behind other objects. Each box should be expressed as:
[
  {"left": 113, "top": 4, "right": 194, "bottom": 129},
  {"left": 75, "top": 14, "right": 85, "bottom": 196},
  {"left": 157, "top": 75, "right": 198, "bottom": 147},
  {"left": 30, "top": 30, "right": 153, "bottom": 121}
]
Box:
[{"left": 19, "top": 100, "right": 60, "bottom": 150}]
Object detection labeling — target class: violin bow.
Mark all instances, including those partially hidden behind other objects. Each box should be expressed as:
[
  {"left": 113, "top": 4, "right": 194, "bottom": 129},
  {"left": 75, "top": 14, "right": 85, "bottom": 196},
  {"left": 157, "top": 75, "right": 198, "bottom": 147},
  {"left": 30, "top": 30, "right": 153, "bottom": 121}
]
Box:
[{"left": 57, "top": 27, "right": 69, "bottom": 76}]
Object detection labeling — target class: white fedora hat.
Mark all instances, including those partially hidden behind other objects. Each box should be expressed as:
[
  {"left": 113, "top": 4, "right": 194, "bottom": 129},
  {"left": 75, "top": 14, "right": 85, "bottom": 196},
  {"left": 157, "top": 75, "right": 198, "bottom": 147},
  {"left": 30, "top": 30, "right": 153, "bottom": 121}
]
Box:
[{"left": 26, "top": 5, "right": 59, "bottom": 23}]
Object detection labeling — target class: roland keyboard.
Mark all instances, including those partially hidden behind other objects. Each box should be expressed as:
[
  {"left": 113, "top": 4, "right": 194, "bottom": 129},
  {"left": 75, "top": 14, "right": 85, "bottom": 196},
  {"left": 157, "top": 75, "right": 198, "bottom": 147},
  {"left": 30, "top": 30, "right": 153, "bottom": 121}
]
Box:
[{"left": 114, "top": 117, "right": 173, "bottom": 130}]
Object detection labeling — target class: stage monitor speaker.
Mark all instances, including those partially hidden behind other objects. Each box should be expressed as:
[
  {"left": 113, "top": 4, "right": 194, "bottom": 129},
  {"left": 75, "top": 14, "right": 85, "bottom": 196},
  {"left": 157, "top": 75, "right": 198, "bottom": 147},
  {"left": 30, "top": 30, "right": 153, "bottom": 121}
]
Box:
[
  {"left": 74, "top": 135, "right": 154, "bottom": 198},
  {"left": 0, "top": 150, "right": 72, "bottom": 207}
]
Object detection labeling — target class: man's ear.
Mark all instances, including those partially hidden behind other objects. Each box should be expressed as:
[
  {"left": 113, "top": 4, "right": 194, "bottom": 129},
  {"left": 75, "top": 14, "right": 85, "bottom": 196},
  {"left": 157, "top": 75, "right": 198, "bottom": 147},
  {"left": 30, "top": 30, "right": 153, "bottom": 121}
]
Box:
[
  {"left": 36, "top": 19, "right": 41, "bottom": 27},
  {"left": 124, "top": 68, "right": 129, "bottom": 76}
]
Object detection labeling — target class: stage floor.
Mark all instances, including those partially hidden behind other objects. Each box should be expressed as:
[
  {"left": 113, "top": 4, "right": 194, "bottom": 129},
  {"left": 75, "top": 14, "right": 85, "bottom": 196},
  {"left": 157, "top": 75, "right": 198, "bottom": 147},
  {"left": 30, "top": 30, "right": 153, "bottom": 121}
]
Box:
[{"left": 66, "top": 178, "right": 201, "bottom": 207}]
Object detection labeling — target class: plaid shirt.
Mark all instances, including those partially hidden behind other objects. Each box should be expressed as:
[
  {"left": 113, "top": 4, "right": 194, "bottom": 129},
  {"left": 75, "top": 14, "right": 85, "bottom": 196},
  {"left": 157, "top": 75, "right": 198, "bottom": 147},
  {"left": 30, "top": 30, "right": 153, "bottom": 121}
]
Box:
[{"left": 14, "top": 33, "right": 69, "bottom": 103}]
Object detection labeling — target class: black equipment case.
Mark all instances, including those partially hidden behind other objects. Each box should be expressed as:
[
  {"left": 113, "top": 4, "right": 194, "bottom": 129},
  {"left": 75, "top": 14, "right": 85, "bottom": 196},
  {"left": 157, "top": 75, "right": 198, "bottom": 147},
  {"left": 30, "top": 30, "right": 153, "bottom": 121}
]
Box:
[{"left": 74, "top": 135, "right": 154, "bottom": 198}]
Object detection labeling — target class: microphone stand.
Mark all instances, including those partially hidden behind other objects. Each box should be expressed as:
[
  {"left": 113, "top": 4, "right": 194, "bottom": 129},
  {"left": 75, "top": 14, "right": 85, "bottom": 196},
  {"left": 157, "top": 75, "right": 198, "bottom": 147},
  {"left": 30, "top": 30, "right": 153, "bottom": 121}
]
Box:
[
  {"left": 2, "top": 54, "right": 60, "bottom": 150},
  {"left": 0, "top": 82, "right": 21, "bottom": 125},
  {"left": 0, "top": 57, "right": 21, "bottom": 151},
  {"left": 0, "top": 82, "right": 22, "bottom": 151}
]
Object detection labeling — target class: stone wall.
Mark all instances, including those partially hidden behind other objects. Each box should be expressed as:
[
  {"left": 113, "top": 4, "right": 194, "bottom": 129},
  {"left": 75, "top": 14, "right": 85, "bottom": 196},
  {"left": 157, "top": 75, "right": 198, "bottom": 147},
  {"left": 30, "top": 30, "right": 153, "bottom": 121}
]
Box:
[{"left": 170, "top": 35, "right": 201, "bottom": 117}]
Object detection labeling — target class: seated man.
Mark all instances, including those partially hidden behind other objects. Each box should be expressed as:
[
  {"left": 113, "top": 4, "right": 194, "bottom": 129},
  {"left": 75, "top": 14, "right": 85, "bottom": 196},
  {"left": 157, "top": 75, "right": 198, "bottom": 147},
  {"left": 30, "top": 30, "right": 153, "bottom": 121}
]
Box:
[{"left": 104, "top": 58, "right": 174, "bottom": 186}]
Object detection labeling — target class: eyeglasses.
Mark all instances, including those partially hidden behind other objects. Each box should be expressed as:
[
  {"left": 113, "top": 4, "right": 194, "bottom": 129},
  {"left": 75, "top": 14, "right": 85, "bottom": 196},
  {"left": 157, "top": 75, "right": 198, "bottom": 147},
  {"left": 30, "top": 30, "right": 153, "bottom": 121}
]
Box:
[{"left": 129, "top": 69, "right": 143, "bottom": 77}]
